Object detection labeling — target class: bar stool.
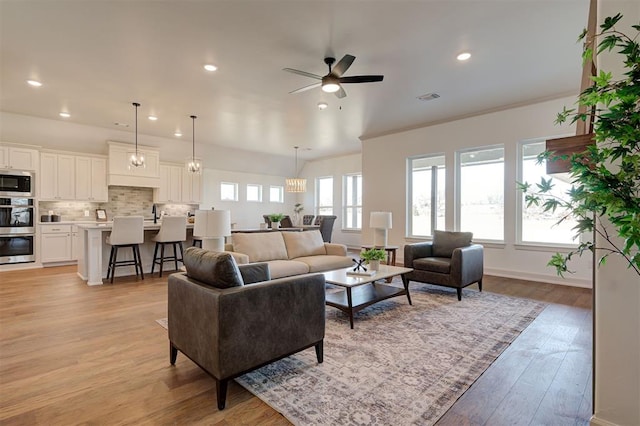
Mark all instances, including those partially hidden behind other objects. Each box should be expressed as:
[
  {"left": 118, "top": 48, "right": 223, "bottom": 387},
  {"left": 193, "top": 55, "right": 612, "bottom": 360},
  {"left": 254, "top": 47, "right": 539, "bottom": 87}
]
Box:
[
  {"left": 151, "top": 216, "right": 187, "bottom": 277},
  {"left": 106, "top": 216, "right": 145, "bottom": 283}
]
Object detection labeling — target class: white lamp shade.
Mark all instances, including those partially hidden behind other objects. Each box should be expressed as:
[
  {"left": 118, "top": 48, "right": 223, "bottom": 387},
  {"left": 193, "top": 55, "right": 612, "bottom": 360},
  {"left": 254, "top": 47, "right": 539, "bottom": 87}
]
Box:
[
  {"left": 370, "top": 211, "right": 392, "bottom": 229},
  {"left": 194, "top": 210, "right": 231, "bottom": 238}
]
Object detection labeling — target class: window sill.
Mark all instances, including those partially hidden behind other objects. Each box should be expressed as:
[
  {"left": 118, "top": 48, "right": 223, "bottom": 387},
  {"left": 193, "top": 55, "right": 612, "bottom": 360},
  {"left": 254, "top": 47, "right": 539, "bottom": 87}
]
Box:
[
  {"left": 340, "top": 228, "right": 362, "bottom": 234},
  {"left": 514, "top": 243, "right": 579, "bottom": 252}
]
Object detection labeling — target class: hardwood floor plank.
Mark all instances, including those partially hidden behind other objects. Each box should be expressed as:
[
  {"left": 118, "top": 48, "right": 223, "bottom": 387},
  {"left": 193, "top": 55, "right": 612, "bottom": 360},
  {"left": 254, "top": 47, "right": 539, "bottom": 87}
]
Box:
[{"left": 0, "top": 267, "right": 591, "bottom": 425}]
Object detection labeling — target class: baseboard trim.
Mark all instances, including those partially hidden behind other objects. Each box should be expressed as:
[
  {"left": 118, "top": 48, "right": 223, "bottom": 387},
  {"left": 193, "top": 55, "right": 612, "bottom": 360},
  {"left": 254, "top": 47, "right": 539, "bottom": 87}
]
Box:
[
  {"left": 590, "top": 414, "right": 621, "bottom": 426},
  {"left": 483, "top": 267, "right": 592, "bottom": 288}
]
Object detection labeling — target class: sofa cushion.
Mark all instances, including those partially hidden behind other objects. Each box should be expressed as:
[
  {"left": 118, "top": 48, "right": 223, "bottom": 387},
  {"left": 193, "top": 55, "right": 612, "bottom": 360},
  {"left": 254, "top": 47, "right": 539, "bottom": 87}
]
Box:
[
  {"left": 432, "top": 230, "right": 473, "bottom": 258},
  {"left": 295, "top": 255, "right": 354, "bottom": 273},
  {"left": 282, "top": 230, "right": 326, "bottom": 259},
  {"left": 266, "top": 260, "right": 310, "bottom": 279},
  {"left": 413, "top": 257, "right": 451, "bottom": 274},
  {"left": 183, "top": 247, "right": 244, "bottom": 289},
  {"left": 231, "top": 232, "right": 288, "bottom": 262}
]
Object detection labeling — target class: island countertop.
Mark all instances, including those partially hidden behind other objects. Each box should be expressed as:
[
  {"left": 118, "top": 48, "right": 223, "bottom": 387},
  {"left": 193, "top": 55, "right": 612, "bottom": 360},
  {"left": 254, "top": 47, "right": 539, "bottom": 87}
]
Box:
[{"left": 77, "top": 221, "right": 194, "bottom": 231}]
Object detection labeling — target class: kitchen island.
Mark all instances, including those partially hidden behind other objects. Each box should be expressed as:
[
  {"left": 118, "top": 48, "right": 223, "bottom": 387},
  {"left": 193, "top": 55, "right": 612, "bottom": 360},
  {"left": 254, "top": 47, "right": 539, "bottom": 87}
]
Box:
[{"left": 77, "top": 220, "right": 194, "bottom": 285}]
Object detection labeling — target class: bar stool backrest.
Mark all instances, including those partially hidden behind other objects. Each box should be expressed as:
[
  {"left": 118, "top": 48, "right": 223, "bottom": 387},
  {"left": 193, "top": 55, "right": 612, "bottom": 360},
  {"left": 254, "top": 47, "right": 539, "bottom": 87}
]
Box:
[
  {"left": 154, "top": 216, "right": 187, "bottom": 242},
  {"left": 109, "top": 216, "right": 144, "bottom": 246}
]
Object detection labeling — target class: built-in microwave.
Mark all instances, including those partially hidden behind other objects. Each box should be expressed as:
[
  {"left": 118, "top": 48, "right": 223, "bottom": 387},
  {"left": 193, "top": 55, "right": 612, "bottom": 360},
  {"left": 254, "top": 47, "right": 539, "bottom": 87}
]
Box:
[{"left": 0, "top": 170, "right": 34, "bottom": 197}]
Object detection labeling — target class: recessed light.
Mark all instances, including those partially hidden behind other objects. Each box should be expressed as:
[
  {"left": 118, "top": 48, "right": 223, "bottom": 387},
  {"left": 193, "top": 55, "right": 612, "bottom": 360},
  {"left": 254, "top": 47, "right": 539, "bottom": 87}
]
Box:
[
  {"left": 59, "top": 112, "right": 71, "bottom": 118},
  {"left": 174, "top": 131, "right": 182, "bottom": 137},
  {"left": 457, "top": 52, "right": 471, "bottom": 61},
  {"left": 148, "top": 115, "right": 158, "bottom": 121},
  {"left": 204, "top": 64, "right": 218, "bottom": 72},
  {"left": 27, "top": 80, "right": 42, "bottom": 87},
  {"left": 317, "top": 102, "right": 328, "bottom": 110}
]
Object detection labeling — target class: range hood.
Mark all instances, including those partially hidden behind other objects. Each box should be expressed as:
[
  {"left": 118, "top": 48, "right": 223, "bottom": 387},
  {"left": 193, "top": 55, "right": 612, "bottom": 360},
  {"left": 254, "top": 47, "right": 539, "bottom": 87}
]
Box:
[{"left": 107, "top": 141, "right": 160, "bottom": 188}]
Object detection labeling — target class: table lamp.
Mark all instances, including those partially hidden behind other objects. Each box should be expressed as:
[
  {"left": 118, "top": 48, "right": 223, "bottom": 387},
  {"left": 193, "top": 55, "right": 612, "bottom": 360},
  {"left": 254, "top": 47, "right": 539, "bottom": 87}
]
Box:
[
  {"left": 194, "top": 210, "right": 231, "bottom": 252},
  {"left": 370, "top": 211, "right": 392, "bottom": 247}
]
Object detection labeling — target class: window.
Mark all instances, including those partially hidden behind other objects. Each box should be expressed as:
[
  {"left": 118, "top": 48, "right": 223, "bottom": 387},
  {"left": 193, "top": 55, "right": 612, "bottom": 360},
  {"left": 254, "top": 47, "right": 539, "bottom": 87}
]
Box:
[
  {"left": 316, "top": 176, "right": 333, "bottom": 215},
  {"left": 269, "top": 185, "right": 284, "bottom": 203},
  {"left": 457, "top": 146, "right": 504, "bottom": 240},
  {"left": 519, "top": 139, "right": 578, "bottom": 245},
  {"left": 220, "top": 182, "right": 238, "bottom": 201},
  {"left": 408, "top": 155, "right": 445, "bottom": 237},
  {"left": 246, "top": 184, "right": 262, "bottom": 202},
  {"left": 343, "top": 174, "right": 362, "bottom": 229}
]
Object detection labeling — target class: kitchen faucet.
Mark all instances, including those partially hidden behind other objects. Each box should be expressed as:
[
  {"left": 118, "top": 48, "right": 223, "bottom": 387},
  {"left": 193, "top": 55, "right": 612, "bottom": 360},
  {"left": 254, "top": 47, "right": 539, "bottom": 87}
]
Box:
[{"left": 152, "top": 204, "right": 159, "bottom": 224}]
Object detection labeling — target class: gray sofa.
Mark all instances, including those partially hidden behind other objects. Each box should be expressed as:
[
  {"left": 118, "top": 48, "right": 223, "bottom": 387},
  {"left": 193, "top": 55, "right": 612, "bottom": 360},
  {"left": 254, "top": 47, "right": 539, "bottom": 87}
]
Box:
[
  {"left": 168, "top": 247, "right": 325, "bottom": 410},
  {"left": 404, "top": 230, "right": 484, "bottom": 300}
]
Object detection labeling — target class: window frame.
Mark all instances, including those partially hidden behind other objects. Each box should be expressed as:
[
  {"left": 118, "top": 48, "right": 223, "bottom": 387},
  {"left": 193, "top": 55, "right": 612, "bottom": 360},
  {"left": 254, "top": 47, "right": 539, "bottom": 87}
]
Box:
[
  {"left": 455, "top": 144, "right": 505, "bottom": 241},
  {"left": 246, "top": 184, "right": 262, "bottom": 202},
  {"left": 220, "top": 182, "right": 238, "bottom": 201},
  {"left": 406, "top": 153, "right": 446, "bottom": 238},
  {"left": 342, "top": 173, "right": 362, "bottom": 230},
  {"left": 315, "top": 176, "right": 334, "bottom": 216}
]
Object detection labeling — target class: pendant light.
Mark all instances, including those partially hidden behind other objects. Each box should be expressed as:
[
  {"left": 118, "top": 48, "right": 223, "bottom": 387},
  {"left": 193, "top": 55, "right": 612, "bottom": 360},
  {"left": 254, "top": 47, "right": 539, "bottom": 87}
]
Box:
[
  {"left": 128, "top": 102, "right": 145, "bottom": 168},
  {"left": 186, "top": 115, "right": 201, "bottom": 174},
  {"left": 285, "top": 146, "right": 306, "bottom": 193}
]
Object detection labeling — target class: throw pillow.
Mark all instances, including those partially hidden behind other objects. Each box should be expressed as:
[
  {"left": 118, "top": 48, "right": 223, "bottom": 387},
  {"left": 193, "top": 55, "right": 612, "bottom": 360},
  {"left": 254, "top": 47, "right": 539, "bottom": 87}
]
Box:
[
  {"left": 231, "top": 232, "right": 289, "bottom": 262},
  {"left": 281, "top": 230, "right": 326, "bottom": 259},
  {"left": 183, "top": 247, "right": 244, "bottom": 289},
  {"left": 432, "top": 230, "right": 473, "bottom": 258}
]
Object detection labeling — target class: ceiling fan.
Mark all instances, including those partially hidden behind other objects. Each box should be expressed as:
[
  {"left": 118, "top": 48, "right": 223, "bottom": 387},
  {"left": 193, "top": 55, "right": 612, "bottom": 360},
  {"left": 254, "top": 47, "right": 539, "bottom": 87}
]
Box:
[{"left": 283, "top": 54, "right": 384, "bottom": 99}]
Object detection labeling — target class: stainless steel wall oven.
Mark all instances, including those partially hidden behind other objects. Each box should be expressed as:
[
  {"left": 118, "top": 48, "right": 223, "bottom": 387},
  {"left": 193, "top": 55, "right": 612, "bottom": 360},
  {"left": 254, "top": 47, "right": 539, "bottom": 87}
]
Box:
[{"left": 0, "top": 171, "right": 36, "bottom": 264}]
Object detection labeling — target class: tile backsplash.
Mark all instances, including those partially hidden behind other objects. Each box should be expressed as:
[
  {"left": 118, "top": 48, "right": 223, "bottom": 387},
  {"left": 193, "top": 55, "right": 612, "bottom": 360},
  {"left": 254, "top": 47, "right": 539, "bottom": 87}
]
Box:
[{"left": 39, "top": 186, "right": 197, "bottom": 221}]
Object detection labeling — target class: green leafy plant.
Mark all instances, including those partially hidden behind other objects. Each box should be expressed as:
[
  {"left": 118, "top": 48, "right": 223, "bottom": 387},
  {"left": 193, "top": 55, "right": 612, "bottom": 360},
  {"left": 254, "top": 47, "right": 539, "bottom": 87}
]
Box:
[
  {"left": 294, "top": 203, "right": 304, "bottom": 214},
  {"left": 360, "top": 248, "right": 387, "bottom": 263},
  {"left": 518, "top": 13, "right": 639, "bottom": 277},
  {"left": 268, "top": 213, "right": 285, "bottom": 223}
]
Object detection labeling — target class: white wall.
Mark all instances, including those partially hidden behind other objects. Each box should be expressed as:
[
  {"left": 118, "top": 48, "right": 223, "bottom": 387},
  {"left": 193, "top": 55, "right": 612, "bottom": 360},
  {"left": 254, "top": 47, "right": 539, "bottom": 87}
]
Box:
[
  {"left": 592, "top": 2, "right": 640, "bottom": 425},
  {"left": 299, "top": 153, "right": 362, "bottom": 247},
  {"left": 362, "top": 96, "right": 592, "bottom": 287},
  {"left": 200, "top": 168, "right": 296, "bottom": 229}
]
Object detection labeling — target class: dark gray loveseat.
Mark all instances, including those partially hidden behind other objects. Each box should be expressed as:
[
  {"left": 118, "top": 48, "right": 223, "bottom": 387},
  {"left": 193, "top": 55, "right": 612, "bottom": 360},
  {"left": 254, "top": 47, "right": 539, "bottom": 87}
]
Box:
[{"left": 168, "top": 247, "right": 326, "bottom": 410}]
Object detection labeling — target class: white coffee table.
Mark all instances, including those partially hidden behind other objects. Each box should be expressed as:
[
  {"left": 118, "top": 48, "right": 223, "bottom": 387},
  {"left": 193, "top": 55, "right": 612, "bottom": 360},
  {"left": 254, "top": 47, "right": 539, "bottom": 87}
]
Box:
[{"left": 324, "top": 264, "right": 413, "bottom": 329}]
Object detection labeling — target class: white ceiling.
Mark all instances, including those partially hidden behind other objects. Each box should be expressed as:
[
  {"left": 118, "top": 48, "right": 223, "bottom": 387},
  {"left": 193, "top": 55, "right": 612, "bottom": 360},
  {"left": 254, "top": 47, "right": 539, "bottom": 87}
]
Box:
[{"left": 0, "top": 0, "right": 588, "bottom": 160}]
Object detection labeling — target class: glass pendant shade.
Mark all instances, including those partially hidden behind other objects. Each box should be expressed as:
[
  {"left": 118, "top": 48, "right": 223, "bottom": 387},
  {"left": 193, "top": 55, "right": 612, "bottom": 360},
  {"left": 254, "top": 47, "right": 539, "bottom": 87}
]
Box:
[
  {"left": 128, "top": 102, "right": 146, "bottom": 169},
  {"left": 186, "top": 115, "right": 201, "bottom": 174},
  {"left": 286, "top": 146, "right": 306, "bottom": 193}
]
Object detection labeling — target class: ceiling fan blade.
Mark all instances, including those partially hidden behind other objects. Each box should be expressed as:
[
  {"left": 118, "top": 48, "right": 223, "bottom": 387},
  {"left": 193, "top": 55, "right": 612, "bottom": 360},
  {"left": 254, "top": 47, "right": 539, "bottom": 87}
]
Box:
[
  {"left": 283, "top": 68, "right": 322, "bottom": 80},
  {"left": 339, "top": 75, "right": 384, "bottom": 84},
  {"left": 334, "top": 86, "right": 347, "bottom": 99},
  {"left": 331, "top": 54, "right": 355, "bottom": 77},
  {"left": 289, "top": 82, "right": 322, "bottom": 94}
]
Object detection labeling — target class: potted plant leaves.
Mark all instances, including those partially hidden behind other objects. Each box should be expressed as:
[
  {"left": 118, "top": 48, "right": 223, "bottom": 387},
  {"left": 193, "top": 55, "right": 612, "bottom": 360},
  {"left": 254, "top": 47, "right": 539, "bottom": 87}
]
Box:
[
  {"left": 268, "top": 213, "right": 286, "bottom": 229},
  {"left": 360, "top": 248, "right": 387, "bottom": 271}
]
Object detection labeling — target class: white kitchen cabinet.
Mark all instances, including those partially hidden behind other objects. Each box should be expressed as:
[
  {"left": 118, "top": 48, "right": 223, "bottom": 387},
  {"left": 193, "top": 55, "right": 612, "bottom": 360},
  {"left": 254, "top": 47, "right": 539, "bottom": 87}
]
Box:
[
  {"left": 75, "top": 156, "right": 108, "bottom": 202},
  {"left": 0, "top": 145, "right": 39, "bottom": 170},
  {"left": 155, "top": 164, "right": 182, "bottom": 203},
  {"left": 181, "top": 169, "right": 202, "bottom": 204},
  {"left": 40, "top": 224, "right": 73, "bottom": 263},
  {"left": 40, "top": 153, "right": 75, "bottom": 200}
]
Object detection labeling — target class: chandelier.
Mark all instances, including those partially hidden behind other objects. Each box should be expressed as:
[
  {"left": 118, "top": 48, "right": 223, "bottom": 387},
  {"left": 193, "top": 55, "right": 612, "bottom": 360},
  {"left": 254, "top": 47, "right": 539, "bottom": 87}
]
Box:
[
  {"left": 285, "top": 146, "right": 306, "bottom": 193},
  {"left": 186, "top": 115, "right": 201, "bottom": 174}
]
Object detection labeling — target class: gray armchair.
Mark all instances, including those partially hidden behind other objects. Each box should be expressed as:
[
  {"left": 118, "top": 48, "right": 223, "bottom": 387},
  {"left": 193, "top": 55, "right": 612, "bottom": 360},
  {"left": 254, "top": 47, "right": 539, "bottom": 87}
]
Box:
[
  {"left": 404, "top": 230, "right": 483, "bottom": 301},
  {"left": 168, "top": 247, "right": 325, "bottom": 410}
]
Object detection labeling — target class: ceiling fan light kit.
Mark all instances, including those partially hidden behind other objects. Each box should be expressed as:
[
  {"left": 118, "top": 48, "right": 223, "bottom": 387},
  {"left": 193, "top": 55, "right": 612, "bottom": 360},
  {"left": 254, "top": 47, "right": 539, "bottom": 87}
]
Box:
[{"left": 284, "top": 54, "right": 383, "bottom": 99}]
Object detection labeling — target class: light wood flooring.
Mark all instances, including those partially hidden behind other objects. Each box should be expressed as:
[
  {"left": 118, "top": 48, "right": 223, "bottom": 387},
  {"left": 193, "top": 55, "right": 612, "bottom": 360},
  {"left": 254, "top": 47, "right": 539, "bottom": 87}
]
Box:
[{"left": 0, "top": 266, "right": 592, "bottom": 425}]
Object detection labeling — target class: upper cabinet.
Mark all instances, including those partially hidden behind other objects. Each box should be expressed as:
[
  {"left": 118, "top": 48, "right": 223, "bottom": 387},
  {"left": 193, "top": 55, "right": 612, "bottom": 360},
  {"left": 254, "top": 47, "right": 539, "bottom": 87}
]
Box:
[
  {"left": 75, "top": 156, "right": 108, "bottom": 202},
  {"left": 40, "top": 153, "right": 76, "bottom": 200},
  {"left": 107, "top": 141, "right": 160, "bottom": 188},
  {"left": 0, "top": 145, "right": 39, "bottom": 171},
  {"left": 181, "top": 169, "right": 202, "bottom": 204}
]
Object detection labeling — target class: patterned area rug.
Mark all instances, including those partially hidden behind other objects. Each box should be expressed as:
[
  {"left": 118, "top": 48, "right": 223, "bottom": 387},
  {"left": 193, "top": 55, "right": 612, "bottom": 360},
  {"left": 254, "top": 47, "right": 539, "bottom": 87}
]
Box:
[{"left": 158, "top": 281, "right": 545, "bottom": 425}]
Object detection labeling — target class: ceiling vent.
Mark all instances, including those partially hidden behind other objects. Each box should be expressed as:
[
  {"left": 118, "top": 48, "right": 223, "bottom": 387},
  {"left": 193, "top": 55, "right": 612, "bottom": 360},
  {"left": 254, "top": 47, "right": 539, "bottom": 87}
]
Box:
[{"left": 418, "top": 93, "right": 440, "bottom": 101}]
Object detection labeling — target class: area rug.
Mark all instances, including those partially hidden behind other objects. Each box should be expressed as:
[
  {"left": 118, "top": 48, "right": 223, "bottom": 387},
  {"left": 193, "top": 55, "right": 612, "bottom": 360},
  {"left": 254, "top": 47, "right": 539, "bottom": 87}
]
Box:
[{"left": 158, "top": 281, "right": 545, "bottom": 425}]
